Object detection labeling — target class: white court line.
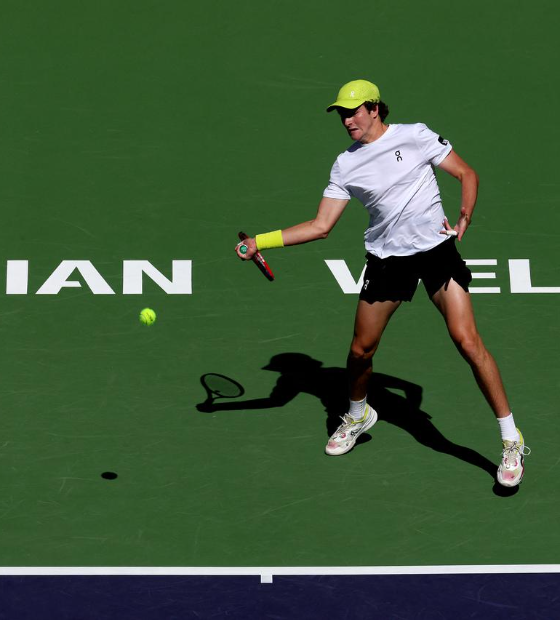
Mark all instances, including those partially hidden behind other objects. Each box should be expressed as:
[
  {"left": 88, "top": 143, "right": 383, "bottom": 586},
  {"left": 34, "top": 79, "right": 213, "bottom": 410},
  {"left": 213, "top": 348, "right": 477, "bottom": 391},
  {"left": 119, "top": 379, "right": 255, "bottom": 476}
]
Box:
[
  {"left": 465, "top": 259, "right": 498, "bottom": 266},
  {"left": 1, "top": 565, "right": 560, "bottom": 584}
]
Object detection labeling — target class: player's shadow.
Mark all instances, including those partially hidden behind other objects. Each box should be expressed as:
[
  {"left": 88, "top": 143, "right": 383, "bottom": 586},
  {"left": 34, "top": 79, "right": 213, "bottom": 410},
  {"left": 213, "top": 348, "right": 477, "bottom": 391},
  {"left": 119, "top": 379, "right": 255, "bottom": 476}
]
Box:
[{"left": 197, "top": 353, "right": 516, "bottom": 495}]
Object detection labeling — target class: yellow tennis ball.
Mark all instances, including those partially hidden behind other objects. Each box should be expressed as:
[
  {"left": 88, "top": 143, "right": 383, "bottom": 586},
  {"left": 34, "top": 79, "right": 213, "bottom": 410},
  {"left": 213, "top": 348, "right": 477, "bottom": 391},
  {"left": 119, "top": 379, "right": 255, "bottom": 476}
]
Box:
[{"left": 139, "top": 307, "right": 156, "bottom": 326}]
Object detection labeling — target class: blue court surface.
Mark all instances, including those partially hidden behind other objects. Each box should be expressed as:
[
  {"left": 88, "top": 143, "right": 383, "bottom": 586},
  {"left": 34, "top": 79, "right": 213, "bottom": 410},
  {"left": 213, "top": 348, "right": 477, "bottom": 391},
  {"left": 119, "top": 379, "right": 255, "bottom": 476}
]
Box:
[{"left": 1, "top": 571, "right": 560, "bottom": 619}]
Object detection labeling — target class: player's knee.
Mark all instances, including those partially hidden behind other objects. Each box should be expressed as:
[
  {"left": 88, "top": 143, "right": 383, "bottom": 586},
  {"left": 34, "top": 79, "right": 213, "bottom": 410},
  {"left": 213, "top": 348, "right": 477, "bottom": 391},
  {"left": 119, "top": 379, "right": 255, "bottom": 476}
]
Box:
[
  {"left": 451, "top": 330, "right": 485, "bottom": 364},
  {"left": 349, "top": 340, "right": 378, "bottom": 361}
]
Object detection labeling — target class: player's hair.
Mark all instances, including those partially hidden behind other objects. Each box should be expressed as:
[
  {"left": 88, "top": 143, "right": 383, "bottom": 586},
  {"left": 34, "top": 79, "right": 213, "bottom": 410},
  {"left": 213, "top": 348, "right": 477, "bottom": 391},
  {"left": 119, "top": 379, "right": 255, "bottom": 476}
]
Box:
[{"left": 365, "top": 100, "right": 389, "bottom": 121}]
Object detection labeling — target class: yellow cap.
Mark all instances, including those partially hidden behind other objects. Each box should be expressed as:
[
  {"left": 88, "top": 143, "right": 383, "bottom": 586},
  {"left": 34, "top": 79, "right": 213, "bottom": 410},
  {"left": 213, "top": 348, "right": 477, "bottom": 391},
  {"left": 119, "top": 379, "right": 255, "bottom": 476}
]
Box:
[{"left": 326, "top": 79, "right": 381, "bottom": 112}]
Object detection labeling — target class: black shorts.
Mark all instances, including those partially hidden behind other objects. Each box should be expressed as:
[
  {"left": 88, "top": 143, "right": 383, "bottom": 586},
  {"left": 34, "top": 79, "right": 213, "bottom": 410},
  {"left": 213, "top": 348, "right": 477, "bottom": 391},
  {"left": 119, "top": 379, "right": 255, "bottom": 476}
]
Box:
[{"left": 359, "top": 238, "right": 472, "bottom": 303}]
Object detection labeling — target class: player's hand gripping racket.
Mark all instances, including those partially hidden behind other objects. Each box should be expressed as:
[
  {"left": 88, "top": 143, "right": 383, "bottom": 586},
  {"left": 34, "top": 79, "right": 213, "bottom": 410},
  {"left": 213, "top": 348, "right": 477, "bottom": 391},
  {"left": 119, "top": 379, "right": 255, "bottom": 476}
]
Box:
[
  {"left": 238, "top": 231, "right": 275, "bottom": 281},
  {"left": 197, "top": 373, "right": 245, "bottom": 412}
]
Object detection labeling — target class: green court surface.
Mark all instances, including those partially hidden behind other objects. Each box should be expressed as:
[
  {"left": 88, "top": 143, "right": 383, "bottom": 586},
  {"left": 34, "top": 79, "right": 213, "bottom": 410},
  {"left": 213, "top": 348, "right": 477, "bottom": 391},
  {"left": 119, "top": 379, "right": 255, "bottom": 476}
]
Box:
[{"left": 0, "top": 0, "right": 558, "bottom": 569}]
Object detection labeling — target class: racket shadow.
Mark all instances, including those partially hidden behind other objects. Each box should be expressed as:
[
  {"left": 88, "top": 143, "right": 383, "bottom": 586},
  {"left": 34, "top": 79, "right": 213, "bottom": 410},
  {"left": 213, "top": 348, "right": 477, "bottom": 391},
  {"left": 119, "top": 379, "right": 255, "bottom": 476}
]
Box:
[
  {"left": 196, "top": 353, "right": 499, "bottom": 486},
  {"left": 198, "top": 373, "right": 246, "bottom": 412}
]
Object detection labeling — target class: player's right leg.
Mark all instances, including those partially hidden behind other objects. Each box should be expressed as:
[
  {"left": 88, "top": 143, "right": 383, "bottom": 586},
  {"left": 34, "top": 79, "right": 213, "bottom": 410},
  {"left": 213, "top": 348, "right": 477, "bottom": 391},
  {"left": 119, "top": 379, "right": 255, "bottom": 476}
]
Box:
[
  {"left": 348, "top": 299, "right": 401, "bottom": 401},
  {"left": 325, "top": 299, "right": 400, "bottom": 456}
]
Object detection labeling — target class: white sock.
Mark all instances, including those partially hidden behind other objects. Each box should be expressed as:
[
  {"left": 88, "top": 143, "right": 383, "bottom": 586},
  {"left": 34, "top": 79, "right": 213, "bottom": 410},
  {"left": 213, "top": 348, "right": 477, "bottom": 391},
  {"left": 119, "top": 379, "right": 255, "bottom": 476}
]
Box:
[
  {"left": 497, "top": 413, "right": 520, "bottom": 442},
  {"left": 348, "top": 397, "right": 367, "bottom": 421}
]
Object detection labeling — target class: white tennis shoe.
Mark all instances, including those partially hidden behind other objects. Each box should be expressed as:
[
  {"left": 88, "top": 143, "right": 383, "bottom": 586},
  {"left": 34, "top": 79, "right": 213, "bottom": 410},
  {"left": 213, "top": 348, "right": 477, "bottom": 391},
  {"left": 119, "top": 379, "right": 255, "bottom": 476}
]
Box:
[
  {"left": 325, "top": 404, "right": 378, "bottom": 456},
  {"left": 497, "top": 428, "right": 530, "bottom": 487}
]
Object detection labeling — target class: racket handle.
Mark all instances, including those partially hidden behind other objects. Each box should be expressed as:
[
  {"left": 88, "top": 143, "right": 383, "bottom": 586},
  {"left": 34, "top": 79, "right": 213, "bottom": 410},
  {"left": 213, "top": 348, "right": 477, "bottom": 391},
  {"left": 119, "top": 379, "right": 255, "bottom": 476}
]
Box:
[
  {"left": 237, "top": 232, "right": 249, "bottom": 255},
  {"left": 237, "top": 230, "right": 275, "bottom": 281}
]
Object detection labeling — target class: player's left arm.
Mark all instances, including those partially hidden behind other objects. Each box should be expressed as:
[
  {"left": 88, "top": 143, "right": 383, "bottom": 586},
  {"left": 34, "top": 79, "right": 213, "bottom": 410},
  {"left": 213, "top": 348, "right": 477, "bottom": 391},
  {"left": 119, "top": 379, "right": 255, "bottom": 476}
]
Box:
[{"left": 437, "top": 149, "right": 479, "bottom": 241}]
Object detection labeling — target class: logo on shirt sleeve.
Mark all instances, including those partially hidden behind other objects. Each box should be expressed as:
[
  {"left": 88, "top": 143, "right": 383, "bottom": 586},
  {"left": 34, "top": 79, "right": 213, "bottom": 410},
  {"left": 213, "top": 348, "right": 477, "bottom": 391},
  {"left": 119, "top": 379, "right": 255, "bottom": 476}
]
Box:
[{"left": 438, "top": 136, "right": 449, "bottom": 145}]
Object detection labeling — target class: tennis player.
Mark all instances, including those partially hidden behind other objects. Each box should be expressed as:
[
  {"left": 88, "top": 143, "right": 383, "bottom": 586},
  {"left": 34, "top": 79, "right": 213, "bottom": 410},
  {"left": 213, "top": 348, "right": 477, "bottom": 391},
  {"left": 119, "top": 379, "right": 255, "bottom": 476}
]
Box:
[{"left": 235, "top": 79, "right": 529, "bottom": 487}]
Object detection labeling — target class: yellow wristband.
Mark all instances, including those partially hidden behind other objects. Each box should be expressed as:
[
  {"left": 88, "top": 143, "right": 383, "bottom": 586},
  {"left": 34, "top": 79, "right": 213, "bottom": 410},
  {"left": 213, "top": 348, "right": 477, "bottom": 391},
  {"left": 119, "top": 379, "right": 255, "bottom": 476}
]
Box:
[{"left": 255, "top": 230, "right": 284, "bottom": 251}]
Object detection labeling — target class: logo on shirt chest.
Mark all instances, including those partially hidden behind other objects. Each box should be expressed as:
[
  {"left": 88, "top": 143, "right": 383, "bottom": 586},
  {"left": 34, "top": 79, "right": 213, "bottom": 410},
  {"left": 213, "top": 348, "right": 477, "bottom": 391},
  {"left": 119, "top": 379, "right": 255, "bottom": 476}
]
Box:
[{"left": 395, "top": 150, "right": 403, "bottom": 162}]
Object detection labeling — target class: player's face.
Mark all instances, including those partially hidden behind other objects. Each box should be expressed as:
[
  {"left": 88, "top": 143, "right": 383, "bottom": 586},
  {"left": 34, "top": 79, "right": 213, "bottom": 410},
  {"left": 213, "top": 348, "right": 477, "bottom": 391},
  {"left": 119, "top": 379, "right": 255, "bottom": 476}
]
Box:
[{"left": 337, "top": 105, "right": 377, "bottom": 143}]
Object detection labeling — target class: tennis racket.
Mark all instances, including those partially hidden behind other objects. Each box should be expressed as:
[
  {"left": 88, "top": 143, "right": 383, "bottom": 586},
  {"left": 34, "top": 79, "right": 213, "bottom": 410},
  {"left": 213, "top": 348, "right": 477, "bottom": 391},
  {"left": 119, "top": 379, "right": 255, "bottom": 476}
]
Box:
[
  {"left": 198, "top": 373, "right": 245, "bottom": 411},
  {"left": 238, "top": 231, "right": 275, "bottom": 281}
]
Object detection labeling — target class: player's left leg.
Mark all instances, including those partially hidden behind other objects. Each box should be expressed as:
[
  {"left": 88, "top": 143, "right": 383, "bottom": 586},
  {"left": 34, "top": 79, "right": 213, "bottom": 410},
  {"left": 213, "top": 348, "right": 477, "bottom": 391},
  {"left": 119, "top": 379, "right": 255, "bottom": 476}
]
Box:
[
  {"left": 431, "top": 279, "right": 529, "bottom": 486},
  {"left": 431, "top": 279, "right": 509, "bottom": 417}
]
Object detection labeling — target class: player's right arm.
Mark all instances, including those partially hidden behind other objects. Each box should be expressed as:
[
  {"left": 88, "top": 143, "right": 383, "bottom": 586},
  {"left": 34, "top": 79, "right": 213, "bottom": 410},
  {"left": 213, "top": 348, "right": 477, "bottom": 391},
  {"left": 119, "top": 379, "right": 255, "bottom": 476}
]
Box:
[
  {"left": 282, "top": 196, "right": 348, "bottom": 245},
  {"left": 235, "top": 197, "right": 348, "bottom": 259}
]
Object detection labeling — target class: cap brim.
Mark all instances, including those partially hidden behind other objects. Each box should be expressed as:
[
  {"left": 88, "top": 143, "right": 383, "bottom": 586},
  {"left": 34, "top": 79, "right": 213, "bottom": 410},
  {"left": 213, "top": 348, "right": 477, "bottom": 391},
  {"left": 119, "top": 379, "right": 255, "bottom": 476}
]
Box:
[{"left": 326, "top": 98, "right": 379, "bottom": 113}]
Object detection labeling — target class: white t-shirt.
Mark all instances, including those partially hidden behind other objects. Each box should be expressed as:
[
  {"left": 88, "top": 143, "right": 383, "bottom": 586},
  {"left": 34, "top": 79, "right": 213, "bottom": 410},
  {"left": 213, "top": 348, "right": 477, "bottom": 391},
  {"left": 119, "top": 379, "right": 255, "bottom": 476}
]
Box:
[{"left": 323, "top": 123, "right": 453, "bottom": 258}]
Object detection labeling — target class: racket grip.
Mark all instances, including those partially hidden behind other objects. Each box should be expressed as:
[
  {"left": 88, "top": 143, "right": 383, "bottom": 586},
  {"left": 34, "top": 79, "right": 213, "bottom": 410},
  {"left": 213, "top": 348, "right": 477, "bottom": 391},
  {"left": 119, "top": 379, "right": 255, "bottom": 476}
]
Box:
[
  {"left": 238, "top": 231, "right": 250, "bottom": 255},
  {"left": 237, "top": 232, "right": 249, "bottom": 255}
]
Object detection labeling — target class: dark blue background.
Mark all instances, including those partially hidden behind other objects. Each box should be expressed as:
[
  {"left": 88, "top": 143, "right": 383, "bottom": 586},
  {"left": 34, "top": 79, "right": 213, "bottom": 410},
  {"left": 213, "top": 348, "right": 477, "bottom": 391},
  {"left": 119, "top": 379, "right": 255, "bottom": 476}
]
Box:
[{"left": 0, "top": 574, "right": 558, "bottom": 619}]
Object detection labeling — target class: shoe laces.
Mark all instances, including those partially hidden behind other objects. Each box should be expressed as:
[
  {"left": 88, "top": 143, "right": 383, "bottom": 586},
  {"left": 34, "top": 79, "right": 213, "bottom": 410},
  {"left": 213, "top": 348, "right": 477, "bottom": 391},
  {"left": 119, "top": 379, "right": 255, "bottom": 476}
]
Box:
[
  {"left": 501, "top": 440, "right": 531, "bottom": 466},
  {"left": 335, "top": 414, "right": 355, "bottom": 435}
]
